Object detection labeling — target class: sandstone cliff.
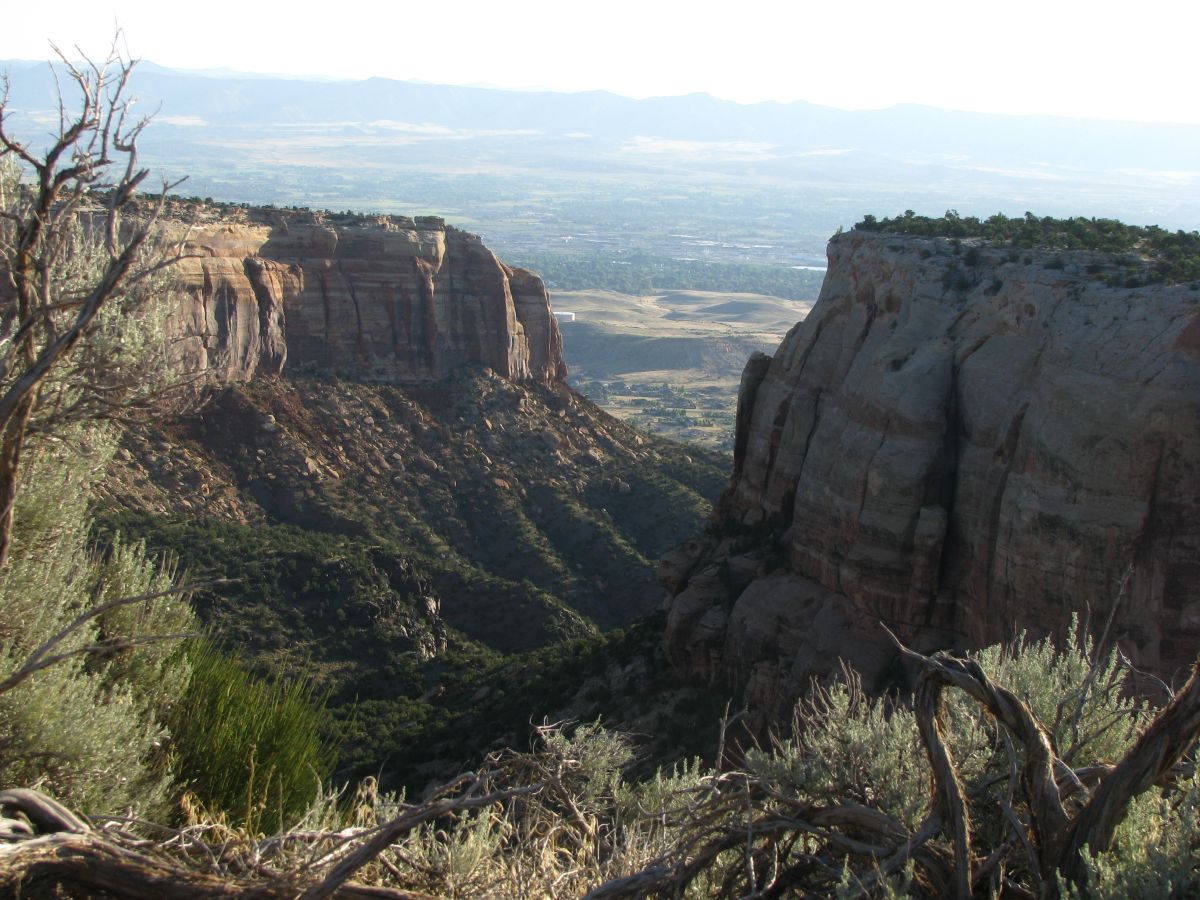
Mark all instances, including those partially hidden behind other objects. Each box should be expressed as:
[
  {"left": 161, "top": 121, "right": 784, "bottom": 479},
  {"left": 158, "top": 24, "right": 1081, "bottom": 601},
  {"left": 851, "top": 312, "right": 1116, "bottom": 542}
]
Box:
[
  {"left": 165, "top": 206, "right": 567, "bottom": 385},
  {"left": 664, "top": 231, "right": 1200, "bottom": 716}
]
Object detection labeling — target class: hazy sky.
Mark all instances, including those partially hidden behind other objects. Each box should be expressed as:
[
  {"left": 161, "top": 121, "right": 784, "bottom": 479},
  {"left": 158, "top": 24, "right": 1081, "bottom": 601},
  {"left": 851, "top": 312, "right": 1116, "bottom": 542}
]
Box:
[{"left": 6, "top": 0, "right": 1197, "bottom": 124}]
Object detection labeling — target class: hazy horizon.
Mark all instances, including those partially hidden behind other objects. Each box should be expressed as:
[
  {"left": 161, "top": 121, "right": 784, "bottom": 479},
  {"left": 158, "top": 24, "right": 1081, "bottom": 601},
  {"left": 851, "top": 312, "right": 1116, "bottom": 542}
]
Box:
[
  {"left": 5, "top": 54, "right": 1187, "bottom": 131},
  {"left": 6, "top": 0, "right": 1200, "bottom": 126}
]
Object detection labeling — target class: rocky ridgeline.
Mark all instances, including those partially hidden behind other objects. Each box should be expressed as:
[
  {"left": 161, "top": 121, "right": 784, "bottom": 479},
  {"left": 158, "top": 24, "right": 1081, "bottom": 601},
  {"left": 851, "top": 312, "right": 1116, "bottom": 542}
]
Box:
[
  {"left": 162, "top": 203, "right": 567, "bottom": 386},
  {"left": 663, "top": 230, "right": 1200, "bottom": 719}
]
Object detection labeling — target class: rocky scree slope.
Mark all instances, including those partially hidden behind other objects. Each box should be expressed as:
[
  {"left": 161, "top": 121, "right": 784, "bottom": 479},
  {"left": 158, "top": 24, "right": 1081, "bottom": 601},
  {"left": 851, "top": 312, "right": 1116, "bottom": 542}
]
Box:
[
  {"left": 100, "top": 371, "right": 728, "bottom": 785},
  {"left": 663, "top": 230, "right": 1200, "bottom": 721}
]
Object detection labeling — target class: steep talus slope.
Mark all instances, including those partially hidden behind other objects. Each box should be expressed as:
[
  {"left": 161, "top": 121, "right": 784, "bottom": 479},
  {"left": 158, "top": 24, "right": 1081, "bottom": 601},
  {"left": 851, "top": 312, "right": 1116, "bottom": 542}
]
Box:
[
  {"left": 99, "top": 372, "right": 728, "bottom": 785},
  {"left": 103, "top": 371, "right": 726, "bottom": 654},
  {"left": 162, "top": 201, "right": 566, "bottom": 385},
  {"left": 664, "top": 231, "right": 1200, "bottom": 718}
]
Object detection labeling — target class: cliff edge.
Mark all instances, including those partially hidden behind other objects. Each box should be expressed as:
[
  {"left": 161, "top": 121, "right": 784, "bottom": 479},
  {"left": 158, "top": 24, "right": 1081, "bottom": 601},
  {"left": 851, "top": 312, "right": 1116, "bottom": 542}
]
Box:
[
  {"left": 163, "top": 204, "right": 567, "bottom": 386},
  {"left": 663, "top": 230, "right": 1200, "bottom": 716}
]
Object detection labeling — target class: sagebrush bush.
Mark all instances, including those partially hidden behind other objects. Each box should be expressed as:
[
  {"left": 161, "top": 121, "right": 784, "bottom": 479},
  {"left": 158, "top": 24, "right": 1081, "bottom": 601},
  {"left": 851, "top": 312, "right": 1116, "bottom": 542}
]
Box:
[
  {"left": 304, "top": 628, "right": 1195, "bottom": 898},
  {"left": 1059, "top": 769, "right": 1200, "bottom": 899},
  {"left": 748, "top": 665, "right": 930, "bottom": 830},
  {"left": 0, "top": 425, "right": 196, "bottom": 817}
]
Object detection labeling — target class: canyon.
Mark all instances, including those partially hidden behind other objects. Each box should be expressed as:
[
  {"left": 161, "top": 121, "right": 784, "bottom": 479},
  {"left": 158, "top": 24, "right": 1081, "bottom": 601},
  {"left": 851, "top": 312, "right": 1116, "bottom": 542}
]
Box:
[
  {"left": 5, "top": 51, "right": 1199, "bottom": 900},
  {"left": 663, "top": 230, "right": 1200, "bottom": 719},
  {"left": 101, "top": 207, "right": 728, "bottom": 783},
  {"left": 119, "top": 205, "right": 1200, "bottom": 768}
]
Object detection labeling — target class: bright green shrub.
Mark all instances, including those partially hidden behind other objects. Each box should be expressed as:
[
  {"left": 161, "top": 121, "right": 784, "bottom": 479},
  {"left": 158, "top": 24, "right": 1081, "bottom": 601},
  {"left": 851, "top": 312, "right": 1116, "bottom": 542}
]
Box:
[{"left": 168, "top": 640, "right": 338, "bottom": 834}]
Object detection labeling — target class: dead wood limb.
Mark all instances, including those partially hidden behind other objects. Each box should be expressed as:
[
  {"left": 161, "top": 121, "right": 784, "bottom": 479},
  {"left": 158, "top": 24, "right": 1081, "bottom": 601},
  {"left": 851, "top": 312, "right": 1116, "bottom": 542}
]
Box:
[
  {"left": 0, "top": 788, "right": 89, "bottom": 834},
  {"left": 582, "top": 866, "right": 673, "bottom": 899},
  {"left": 298, "top": 776, "right": 544, "bottom": 900},
  {"left": 0, "top": 828, "right": 444, "bottom": 899},
  {"left": 800, "top": 799, "right": 909, "bottom": 844},
  {"left": 0, "top": 832, "right": 250, "bottom": 899},
  {"left": 0, "top": 783, "right": 501, "bottom": 899},
  {"left": 838, "top": 814, "right": 945, "bottom": 900},
  {"left": 582, "top": 799, "right": 944, "bottom": 900},
  {"left": 885, "top": 625, "right": 1200, "bottom": 896},
  {"left": 885, "top": 626, "right": 1072, "bottom": 888},
  {"left": 912, "top": 668, "right": 973, "bottom": 900},
  {"left": 1058, "top": 654, "right": 1200, "bottom": 886}
]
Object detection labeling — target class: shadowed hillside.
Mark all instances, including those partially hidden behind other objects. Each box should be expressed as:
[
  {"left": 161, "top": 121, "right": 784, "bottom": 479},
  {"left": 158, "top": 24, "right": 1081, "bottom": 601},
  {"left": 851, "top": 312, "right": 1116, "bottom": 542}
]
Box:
[{"left": 96, "top": 371, "right": 729, "bottom": 785}]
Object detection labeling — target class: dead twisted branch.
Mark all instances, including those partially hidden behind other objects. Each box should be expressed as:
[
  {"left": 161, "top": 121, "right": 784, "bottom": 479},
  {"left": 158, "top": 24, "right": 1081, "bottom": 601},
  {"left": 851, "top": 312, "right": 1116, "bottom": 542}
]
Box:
[
  {"left": 0, "top": 776, "right": 539, "bottom": 899},
  {"left": 892, "top": 631, "right": 1200, "bottom": 897},
  {"left": 581, "top": 636, "right": 1199, "bottom": 899},
  {"left": 0, "top": 38, "right": 191, "bottom": 570},
  {"left": 1059, "top": 652, "right": 1200, "bottom": 884}
]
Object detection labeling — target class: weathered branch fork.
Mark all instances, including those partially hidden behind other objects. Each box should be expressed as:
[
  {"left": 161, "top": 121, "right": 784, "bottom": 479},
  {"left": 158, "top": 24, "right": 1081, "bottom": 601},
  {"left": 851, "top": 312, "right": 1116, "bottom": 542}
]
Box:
[
  {"left": 583, "top": 638, "right": 1200, "bottom": 899},
  {"left": 893, "top": 636, "right": 1200, "bottom": 898}
]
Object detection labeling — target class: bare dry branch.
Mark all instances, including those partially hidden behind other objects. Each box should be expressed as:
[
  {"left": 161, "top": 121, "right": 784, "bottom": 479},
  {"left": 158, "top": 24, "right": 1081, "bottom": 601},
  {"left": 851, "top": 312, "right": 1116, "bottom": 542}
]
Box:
[
  {"left": 299, "top": 776, "right": 545, "bottom": 900},
  {"left": 0, "top": 43, "right": 182, "bottom": 570},
  {"left": 0, "top": 579, "right": 227, "bottom": 695},
  {"left": 1060, "top": 654, "right": 1200, "bottom": 884}
]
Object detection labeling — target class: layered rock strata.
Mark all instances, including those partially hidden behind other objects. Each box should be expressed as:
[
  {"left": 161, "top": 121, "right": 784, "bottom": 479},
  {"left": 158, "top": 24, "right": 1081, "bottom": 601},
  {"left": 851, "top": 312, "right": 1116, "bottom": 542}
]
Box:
[
  {"left": 664, "top": 231, "right": 1200, "bottom": 716},
  {"left": 165, "top": 208, "right": 566, "bottom": 385}
]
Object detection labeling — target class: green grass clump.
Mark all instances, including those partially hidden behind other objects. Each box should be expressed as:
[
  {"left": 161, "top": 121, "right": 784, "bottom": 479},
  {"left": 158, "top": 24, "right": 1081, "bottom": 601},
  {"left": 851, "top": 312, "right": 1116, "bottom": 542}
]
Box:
[{"left": 168, "top": 640, "right": 339, "bottom": 834}]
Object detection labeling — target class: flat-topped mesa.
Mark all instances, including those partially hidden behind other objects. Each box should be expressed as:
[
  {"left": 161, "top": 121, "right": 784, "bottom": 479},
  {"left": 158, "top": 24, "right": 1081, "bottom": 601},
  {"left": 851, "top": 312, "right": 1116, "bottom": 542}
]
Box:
[
  {"left": 663, "top": 229, "right": 1200, "bottom": 718},
  {"left": 164, "top": 206, "right": 567, "bottom": 386}
]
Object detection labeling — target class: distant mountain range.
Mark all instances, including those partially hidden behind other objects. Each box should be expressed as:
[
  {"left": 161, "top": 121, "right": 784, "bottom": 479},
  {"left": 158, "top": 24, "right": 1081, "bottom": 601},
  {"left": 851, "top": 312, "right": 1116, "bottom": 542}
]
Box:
[
  {"left": 6, "top": 59, "right": 1198, "bottom": 168},
  {"left": 4, "top": 59, "right": 1197, "bottom": 266}
]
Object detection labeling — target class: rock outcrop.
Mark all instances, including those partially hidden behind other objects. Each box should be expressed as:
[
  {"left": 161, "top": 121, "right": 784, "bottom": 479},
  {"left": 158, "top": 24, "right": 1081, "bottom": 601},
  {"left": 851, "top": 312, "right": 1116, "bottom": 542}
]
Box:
[
  {"left": 165, "top": 206, "right": 567, "bottom": 385},
  {"left": 664, "top": 231, "right": 1200, "bottom": 717}
]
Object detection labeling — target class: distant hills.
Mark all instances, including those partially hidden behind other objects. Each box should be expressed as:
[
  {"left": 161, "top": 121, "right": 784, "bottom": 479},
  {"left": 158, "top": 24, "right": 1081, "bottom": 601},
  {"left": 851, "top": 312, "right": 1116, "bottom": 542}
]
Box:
[
  {"left": 6, "top": 58, "right": 1199, "bottom": 168},
  {"left": 552, "top": 289, "right": 813, "bottom": 450},
  {"left": 4, "top": 59, "right": 1197, "bottom": 272}
]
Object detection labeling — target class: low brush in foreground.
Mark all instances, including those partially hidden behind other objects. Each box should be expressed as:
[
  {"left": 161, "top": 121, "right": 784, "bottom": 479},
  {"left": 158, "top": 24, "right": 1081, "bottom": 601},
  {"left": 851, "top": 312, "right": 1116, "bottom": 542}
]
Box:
[{"left": 1, "top": 629, "right": 1196, "bottom": 899}]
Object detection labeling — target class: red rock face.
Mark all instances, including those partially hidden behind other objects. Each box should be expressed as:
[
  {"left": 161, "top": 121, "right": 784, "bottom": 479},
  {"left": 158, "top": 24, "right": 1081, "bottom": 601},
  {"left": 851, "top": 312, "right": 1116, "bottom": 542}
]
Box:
[
  {"left": 166, "top": 212, "right": 565, "bottom": 386},
  {"left": 167, "top": 253, "right": 298, "bottom": 383},
  {"left": 507, "top": 265, "right": 569, "bottom": 384},
  {"left": 664, "top": 231, "right": 1200, "bottom": 715}
]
